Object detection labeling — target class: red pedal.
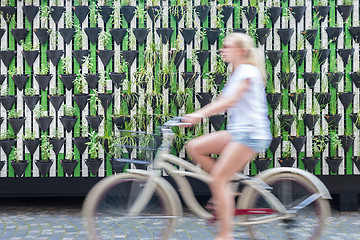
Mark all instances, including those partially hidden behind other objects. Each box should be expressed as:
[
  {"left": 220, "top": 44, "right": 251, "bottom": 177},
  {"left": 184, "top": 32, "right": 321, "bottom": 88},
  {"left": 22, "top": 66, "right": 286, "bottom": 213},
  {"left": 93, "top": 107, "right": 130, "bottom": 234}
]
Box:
[{"left": 234, "top": 208, "right": 277, "bottom": 216}]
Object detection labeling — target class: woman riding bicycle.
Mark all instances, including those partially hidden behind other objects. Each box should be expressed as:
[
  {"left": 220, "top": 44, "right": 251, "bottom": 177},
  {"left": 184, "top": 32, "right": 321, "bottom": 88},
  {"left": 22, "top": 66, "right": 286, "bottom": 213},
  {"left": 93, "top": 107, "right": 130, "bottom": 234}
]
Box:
[{"left": 183, "top": 33, "right": 272, "bottom": 240}]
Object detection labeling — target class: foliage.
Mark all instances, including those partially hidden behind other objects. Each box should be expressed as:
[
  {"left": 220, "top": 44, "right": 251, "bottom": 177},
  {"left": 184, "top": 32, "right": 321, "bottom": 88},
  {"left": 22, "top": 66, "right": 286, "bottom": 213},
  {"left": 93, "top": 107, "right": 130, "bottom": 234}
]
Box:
[
  {"left": 50, "top": 82, "right": 62, "bottom": 96},
  {"left": 61, "top": 56, "right": 72, "bottom": 75},
  {"left": 24, "top": 128, "right": 36, "bottom": 140},
  {"left": 0, "top": 130, "right": 15, "bottom": 140},
  {"left": 21, "top": 40, "right": 39, "bottom": 51},
  {"left": 40, "top": 6, "right": 51, "bottom": 28},
  {"left": 33, "top": 105, "right": 49, "bottom": 119},
  {"left": 37, "top": 62, "right": 50, "bottom": 75},
  {"left": 40, "top": 133, "right": 53, "bottom": 161},
  {"left": 114, "top": 52, "right": 128, "bottom": 73},
  {"left": 281, "top": 141, "right": 292, "bottom": 158},
  {"left": 63, "top": 104, "right": 76, "bottom": 117},
  {"left": 8, "top": 108, "right": 22, "bottom": 118},
  {"left": 0, "top": 86, "right": 9, "bottom": 96},
  {"left": 73, "top": 72, "right": 87, "bottom": 94},
  {"left": 74, "top": 28, "right": 86, "bottom": 49},
  {"left": 98, "top": 30, "right": 111, "bottom": 50},
  {"left": 51, "top": 127, "right": 62, "bottom": 139},
  {"left": 212, "top": 53, "right": 227, "bottom": 74},
  {"left": 329, "top": 131, "right": 342, "bottom": 154},
  {"left": 25, "top": 88, "right": 37, "bottom": 96},
  {"left": 312, "top": 133, "right": 327, "bottom": 157},
  {"left": 86, "top": 131, "right": 101, "bottom": 159},
  {"left": 64, "top": 11, "right": 73, "bottom": 28},
  {"left": 75, "top": 121, "right": 88, "bottom": 138},
  {"left": 98, "top": 70, "right": 107, "bottom": 92},
  {"left": 89, "top": 1, "right": 99, "bottom": 26},
  {"left": 49, "top": 29, "right": 59, "bottom": 49},
  {"left": 83, "top": 56, "right": 94, "bottom": 73},
  {"left": 11, "top": 146, "right": 21, "bottom": 163},
  {"left": 65, "top": 149, "right": 76, "bottom": 161},
  {"left": 89, "top": 90, "right": 101, "bottom": 116},
  {"left": 134, "top": 5, "right": 146, "bottom": 22}
]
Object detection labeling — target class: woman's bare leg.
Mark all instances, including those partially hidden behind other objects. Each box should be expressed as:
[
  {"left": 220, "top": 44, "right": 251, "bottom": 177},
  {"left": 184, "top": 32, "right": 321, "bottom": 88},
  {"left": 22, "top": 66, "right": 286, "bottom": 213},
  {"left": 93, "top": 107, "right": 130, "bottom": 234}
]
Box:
[
  {"left": 186, "top": 131, "right": 232, "bottom": 173},
  {"left": 210, "top": 142, "right": 257, "bottom": 240}
]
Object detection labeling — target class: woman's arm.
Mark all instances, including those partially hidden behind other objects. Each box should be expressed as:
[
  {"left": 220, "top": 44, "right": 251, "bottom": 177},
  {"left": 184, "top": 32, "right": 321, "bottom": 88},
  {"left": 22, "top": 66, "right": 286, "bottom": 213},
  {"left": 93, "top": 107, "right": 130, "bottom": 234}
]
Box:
[{"left": 184, "top": 78, "right": 250, "bottom": 124}]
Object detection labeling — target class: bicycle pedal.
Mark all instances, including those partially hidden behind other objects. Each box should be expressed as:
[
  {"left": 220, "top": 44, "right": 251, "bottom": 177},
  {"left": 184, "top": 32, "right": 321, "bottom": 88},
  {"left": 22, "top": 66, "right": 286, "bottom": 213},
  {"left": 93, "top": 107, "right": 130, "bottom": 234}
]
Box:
[{"left": 282, "top": 219, "right": 298, "bottom": 228}]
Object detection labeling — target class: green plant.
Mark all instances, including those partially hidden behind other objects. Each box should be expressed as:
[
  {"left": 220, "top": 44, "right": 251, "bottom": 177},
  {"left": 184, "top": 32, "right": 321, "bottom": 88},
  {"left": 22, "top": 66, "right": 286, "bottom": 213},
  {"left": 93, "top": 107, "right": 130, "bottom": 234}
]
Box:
[
  {"left": 78, "top": 0, "right": 89, "bottom": 6},
  {"left": 329, "top": 131, "right": 342, "bottom": 156},
  {"left": 271, "top": 122, "right": 281, "bottom": 137},
  {"left": 312, "top": 50, "right": 322, "bottom": 73},
  {"left": 114, "top": 52, "right": 128, "bottom": 73},
  {"left": 89, "top": 2, "right": 99, "bottom": 26},
  {"left": 65, "top": 149, "right": 76, "bottom": 161},
  {"left": 86, "top": 131, "right": 101, "bottom": 159},
  {"left": 25, "top": 0, "right": 33, "bottom": 5},
  {"left": 74, "top": 28, "right": 86, "bottom": 49},
  {"left": 40, "top": 133, "right": 53, "bottom": 161},
  {"left": 145, "top": 91, "right": 163, "bottom": 110},
  {"left": 37, "top": 62, "right": 50, "bottom": 75},
  {"left": 98, "top": 30, "right": 111, "bottom": 50},
  {"left": 11, "top": 146, "right": 21, "bottom": 163},
  {"left": 98, "top": 70, "right": 107, "bottom": 92},
  {"left": 281, "top": 141, "right": 292, "bottom": 158},
  {"left": 108, "top": 134, "right": 123, "bottom": 158},
  {"left": 134, "top": 5, "right": 146, "bottom": 23},
  {"left": 73, "top": 72, "right": 87, "bottom": 94},
  {"left": 61, "top": 56, "right": 72, "bottom": 75},
  {"left": 0, "top": 85, "right": 9, "bottom": 96},
  {"left": 8, "top": 108, "right": 22, "bottom": 118},
  {"left": 63, "top": 105, "right": 76, "bottom": 117},
  {"left": 185, "top": 3, "right": 194, "bottom": 27},
  {"left": 0, "top": 130, "right": 14, "bottom": 140},
  {"left": 112, "top": 5, "right": 123, "bottom": 28},
  {"left": 144, "top": 40, "right": 161, "bottom": 66},
  {"left": 51, "top": 127, "right": 62, "bottom": 139},
  {"left": 89, "top": 90, "right": 101, "bottom": 116},
  {"left": 135, "top": 66, "right": 152, "bottom": 88},
  {"left": 120, "top": 0, "right": 131, "bottom": 6},
  {"left": 343, "top": 0, "right": 352, "bottom": 5},
  {"left": 83, "top": 56, "right": 94, "bottom": 74},
  {"left": 21, "top": 40, "right": 39, "bottom": 51},
  {"left": 260, "top": 10, "right": 271, "bottom": 26},
  {"left": 64, "top": 11, "right": 73, "bottom": 28},
  {"left": 25, "top": 88, "right": 37, "bottom": 96},
  {"left": 49, "top": 29, "right": 59, "bottom": 49},
  {"left": 24, "top": 128, "right": 36, "bottom": 140},
  {"left": 34, "top": 105, "right": 48, "bottom": 119},
  {"left": 128, "top": 29, "right": 136, "bottom": 48},
  {"left": 77, "top": 121, "right": 89, "bottom": 138},
  {"left": 50, "top": 82, "right": 62, "bottom": 96},
  {"left": 40, "top": 5, "right": 51, "bottom": 28},
  {"left": 212, "top": 54, "right": 227, "bottom": 74}
]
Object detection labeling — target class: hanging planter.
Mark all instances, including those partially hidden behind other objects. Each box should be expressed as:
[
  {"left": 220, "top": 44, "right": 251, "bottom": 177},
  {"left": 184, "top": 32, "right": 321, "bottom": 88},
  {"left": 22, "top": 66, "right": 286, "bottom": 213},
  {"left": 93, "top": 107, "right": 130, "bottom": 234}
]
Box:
[
  {"left": 48, "top": 95, "right": 65, "bottom": 112},
  {"left": 315, "top": 92, "right": 331, "bottom": 110},
  {"left": 277, "top": 72, "right": 294, "bottom": 89},
  {"left": 85, "top": 158, "right": 103, "bottom": 176},
  {"left": 113, "top": 115, "right": 130, "bottom": 129},
  {"left": 34, "top": 74, "right": 53, "bottom": 91},
  {"left": 254, "top": 158, "right": 271, "bottom": 172},
  {"left": 301, "top": 157, "right": 319, "bottom": 173},
  {"left": 146, "top": 6, "right": 161, "bottom": 22},
  {"left": 326, "top": 72, "right": 343, "bottom": 89},
  {"left": 289, "top": 92, "right": 305, "bottom": 109},
  {"left": 73, "top": 137, "right": 90, "bottom": 155},
  {"left": 278, "top": 157, "right": 295, "bottom": 167},
  {"left": 210, "top": 73, "right": 225, "bottom": 89},
  {"left": 266, "top": 93, "right": 282, "bottom": 110},
  {"left": 339, "top": 92, "right": 354, "bottom": 110},
  {"left": 59, "top": 28, "right": 76, "bottom": 44},
  {"left": 324, "top": 114, "right": 342, "bottom": 130},
  {"left": 195, "top": 50, "right": 210, "bottom": 67},
  {"left": 302, "top": 72, "right": 319, "bottom": 90},
  {"left": 277, "top": 28, "right": 294, "bottom": 46},
  {"left": 336, "top": 5, "right": 354, "bottom": 22},
  {"left": 0, "top": 50, "right": 15, "bottom": 68},
  {"left": 195, "top": 5, "right": 210, "bottom": 23},
  {"left": 0, "top": 75, "right": 4, "bottom": 85},
  {"left": 86, "top": 115, "right": 103, "bottom": 130},
  {"left": 289, "top": 6, "right": 306, "bottom": 23},
  {"left": 352, "top": 156, "right": 360, "bottom": 172},
  {"left": 0, "top": 95, "right": 16, "bottom": 111},
  {"left": 156, "top": 28, "right": 173, "bottom": 44},
  {"left": 11, "top": 28, "right": 29, "bottom": 44},
  {"left": 98, "top": 6, "right": 113, "bottom": 23},
  {"left": 325, "top": 156, "right": 343, "bottom": 173},
  {"left": 8, "top": 117, "right": 25, "bottom": 135},
  {"left": 60, "top": 159, "right": 79, "bottom": 177},
  {"left": 121, "top": 50, "right": 138, "bottom": 68},
  {"left": 35, "top": 160, "right": 53, "bottom": 177},
  {"left": 98, "top": 93, "right": 113, "bottom": 112},
  {"left": 301, "top": 29, "right": 318, "bottom": 47},
  {"left": 97, "top": 50, "right": 114, "bottom": 67},
  {"left": 256, "top": 28, "right": 270, "bottom": 45},
  {"left": 23, "top": 95, "right": 40, "bottom": 111},
  {"left": 339, "top": 135, "right": 354, "bottom": 153},
  {"left": 268, "top": 6, "right": 282, "bottom": 24},
  {"left": 60, "top": 116, "right": 78, "bottom": 133},
  {"left": 290, "top": 49, "right": 307, "bottom": 67},
  {"left": 133, "top": 28, "right": 148, "bottom": 45},
  {"left": 209, "top": 115, "right": 226, "bottom": 131},
  {"left": 85, "top": 27, "right": 102, "bottom": 45},
  {"left": 73, "top": 94, "right": 89, "bottom": 112},
  {"left": 0, "top": 6, "right": 16, "bottom": 23},
  {"left": 50, "top": 138, "right": 65, "bottom": 155},
  {"left": 232, "top": 28, "right": 246, "bottom": 33},
  {"left": 219, "top": 5, "right": 234, "bottom": 23},
  {"left": 34, "top": 28, "right": 49, "bottom": 45},
  {"left": 12, "top": 74, "right": 30, "bottom": 91},
  {"left": 36, "top": 116, "right": 54, "bottom": 132},
  {"left": 73, "top": 50, "right": 90, "bottom": 66},
  {"left": 170, "top": 5, "right": 185, "bottom": 23},
  {"left": 23, "top": 139, "right": 41, "bottom": 155},
  {"left": 11, "top": 160, "right": 29, "bottom": 177},
  {"left": 182, "top": 72, "right": 199, "bottom": 89},
  {"left": 109, "top": 72, "right": 126, "bottom": 88},
  {"left": 110, "top": 158, "right": 127, "bottom": 173},
  {"left": 243, "top": 6, "right": 257, "bottom": 22},
  {"left": 120, "top": 5, "right": 136, "bottom": 23},
  {"left": 350, "top": 72, "right": 360, "bottom": 88},
  {"left": 180, "top": 28, "right": 196, "bottom": 45},
  {"left": 337, "top": 48, "right": 354, "bottom": 66},
  {"left": 315, "top": 49, "right": 331, "bottom": 65},
  {"left": 22, "top": 5, "right": 39, "bottom": 23},
  {"left": 278, "top": 114, "right": 294, "bottom": 132},
  {"left": 348, "top": 27, "right": 360, "bottom": 43},
  {"left": 22, "top": 50, "right": 40, "bottom": 68},
  {"left": 122, "top": 93, "right": 138, "bottom": 110},
  {"left": 196, "top": 92, "right": 213, "bottom": 108},
  {"left": 350, "top": 113, "right": 360, "bottom": 129},
  {"left": 73, "top": 5, "right": 89, "bottom": 24},
  {"left": 109, "top": 28, "right": 127, "bottom": 45},
  {"left": 325, "top": 27, "right": 342, "bottom": 43},
  {"left": 204, "top": 28, "right": 221, "bottom": 45},
  {"left": 266, "top": 50, "right": 283, "bottom": 67},
  {"left": 0, "top": 139, "right": 16, "bottom": 157},
  {"left": 303, "top": 114, "right": 319, "bottom": 131},
  {"left": 46, "top": 50, "right": 64, "bottom": 66},
  {"left": 59, "top": 74, "right": 76, "bottom": 91},
  {"left": 289, "top": 135, "right": 306, "bottom": 152},
  {"left": 50, "top": 6, "right": 65, "bottom": 24},
  {"left": 313, "top": 6, "right": 330, "bottom": 22},
  {"left": 85, "top": 73, "right": 99, "bottom": 89}
]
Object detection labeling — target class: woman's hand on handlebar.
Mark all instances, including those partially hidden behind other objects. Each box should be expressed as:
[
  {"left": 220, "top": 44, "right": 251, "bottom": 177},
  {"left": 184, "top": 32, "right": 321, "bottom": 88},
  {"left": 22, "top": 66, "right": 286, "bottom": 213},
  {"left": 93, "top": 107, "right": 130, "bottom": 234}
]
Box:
[{"left": 181, "top": 113, "right": 204, "bottom": 126}]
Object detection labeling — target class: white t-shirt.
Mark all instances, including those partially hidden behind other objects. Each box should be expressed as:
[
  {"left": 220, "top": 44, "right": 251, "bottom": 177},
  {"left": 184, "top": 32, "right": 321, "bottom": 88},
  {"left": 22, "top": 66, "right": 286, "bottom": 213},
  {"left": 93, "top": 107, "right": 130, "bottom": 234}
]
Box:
[{"left": 222, "top": 64, "right": 271, "bottom": 140}]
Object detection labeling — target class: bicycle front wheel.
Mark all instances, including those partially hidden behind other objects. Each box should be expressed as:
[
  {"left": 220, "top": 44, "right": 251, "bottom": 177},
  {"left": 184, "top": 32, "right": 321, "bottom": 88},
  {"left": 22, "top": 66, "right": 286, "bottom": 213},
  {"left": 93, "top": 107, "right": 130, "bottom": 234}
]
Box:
[
  {"left": 237, "top": 173, "right": 330, "bottom": 240},
  {"left": 82, "top": 173, "right": 178, "bottom": 240}
]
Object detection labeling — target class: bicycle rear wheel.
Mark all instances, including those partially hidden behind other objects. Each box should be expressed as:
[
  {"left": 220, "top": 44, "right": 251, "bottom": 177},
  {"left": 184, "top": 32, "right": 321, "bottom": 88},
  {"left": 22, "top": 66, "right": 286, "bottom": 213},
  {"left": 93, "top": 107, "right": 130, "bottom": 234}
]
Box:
[
  {"left": 82, "top": 173, "right": 179, "bottom": 240},
  {"left": 237, "top": 173, "right": 330, "bottom": 240}
]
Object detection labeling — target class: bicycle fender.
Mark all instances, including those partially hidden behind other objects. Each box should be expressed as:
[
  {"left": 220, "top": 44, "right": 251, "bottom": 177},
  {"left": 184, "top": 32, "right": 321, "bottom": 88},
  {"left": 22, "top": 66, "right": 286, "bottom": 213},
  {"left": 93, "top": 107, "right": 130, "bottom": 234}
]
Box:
[{"left": 255, "top": 167, "right": 332, "bottom": 199}]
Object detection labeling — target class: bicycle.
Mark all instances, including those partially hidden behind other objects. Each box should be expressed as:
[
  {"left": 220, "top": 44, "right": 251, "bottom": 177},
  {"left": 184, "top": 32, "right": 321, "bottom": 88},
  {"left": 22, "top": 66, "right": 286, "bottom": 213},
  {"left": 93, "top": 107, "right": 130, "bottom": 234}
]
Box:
[{"left": 82, "top": 118, "right": 331, "bottom": 240}]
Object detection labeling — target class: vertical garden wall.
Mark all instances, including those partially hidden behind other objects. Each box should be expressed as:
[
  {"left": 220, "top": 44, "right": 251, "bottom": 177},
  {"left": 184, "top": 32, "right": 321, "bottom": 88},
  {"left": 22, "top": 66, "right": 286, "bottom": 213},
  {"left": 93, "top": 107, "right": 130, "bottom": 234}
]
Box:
[{"left": 0, "top": 0, "right": 359, "bottom": 180}]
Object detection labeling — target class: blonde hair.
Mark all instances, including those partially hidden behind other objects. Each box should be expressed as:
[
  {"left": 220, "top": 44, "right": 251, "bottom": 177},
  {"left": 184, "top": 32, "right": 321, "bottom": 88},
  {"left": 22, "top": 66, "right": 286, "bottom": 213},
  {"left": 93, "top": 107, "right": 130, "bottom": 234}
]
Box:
[{"left": 224, "top": 33, "right": 267, "bottom": 84}]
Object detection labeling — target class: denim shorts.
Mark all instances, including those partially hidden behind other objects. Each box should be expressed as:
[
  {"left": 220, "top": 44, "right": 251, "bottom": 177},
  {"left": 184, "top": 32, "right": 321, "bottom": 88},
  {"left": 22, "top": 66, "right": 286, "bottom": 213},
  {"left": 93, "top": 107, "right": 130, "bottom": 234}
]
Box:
[{"left": 229, "top": 131, "right": 272, "bottom": 153}]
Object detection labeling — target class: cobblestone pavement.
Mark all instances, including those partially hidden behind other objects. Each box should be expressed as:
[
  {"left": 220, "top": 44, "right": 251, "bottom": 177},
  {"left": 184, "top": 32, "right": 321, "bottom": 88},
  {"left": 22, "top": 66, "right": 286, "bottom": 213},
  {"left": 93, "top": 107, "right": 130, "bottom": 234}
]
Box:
[{"left": 0, "top": 197, "right": 359, "bottom": 239}]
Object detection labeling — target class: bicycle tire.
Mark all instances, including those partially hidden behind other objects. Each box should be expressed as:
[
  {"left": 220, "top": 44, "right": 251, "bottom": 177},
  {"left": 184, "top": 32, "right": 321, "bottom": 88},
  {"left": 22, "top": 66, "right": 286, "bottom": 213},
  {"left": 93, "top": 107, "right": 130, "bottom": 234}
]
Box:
[
  {"left": 82, "top": 173, "right": 179, "bottom": 240},
  {"left": 237, "top": 172, "right": 330, "bottom": 240}
]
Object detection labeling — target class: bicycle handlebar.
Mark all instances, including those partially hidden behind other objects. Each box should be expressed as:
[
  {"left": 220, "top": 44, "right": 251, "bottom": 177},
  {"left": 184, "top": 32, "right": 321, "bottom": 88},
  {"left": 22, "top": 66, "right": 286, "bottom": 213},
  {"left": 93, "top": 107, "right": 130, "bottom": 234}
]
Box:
[{"left": 163, "top": 117, "right": 191, "bottom": 128}]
